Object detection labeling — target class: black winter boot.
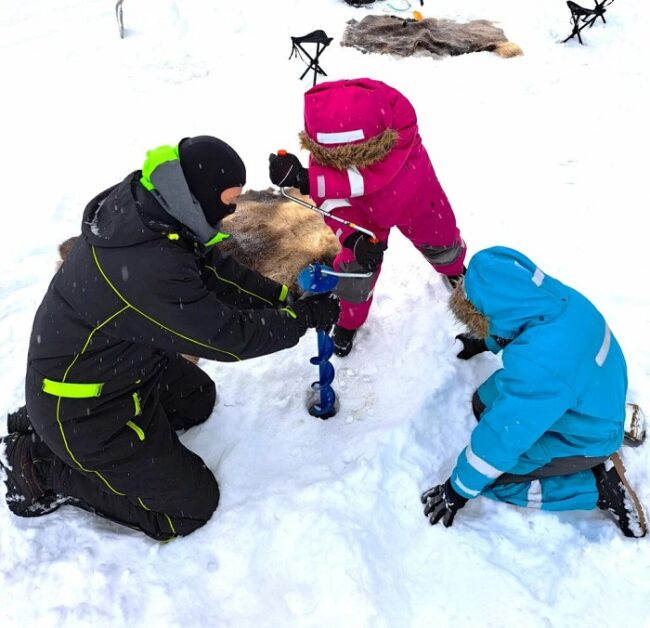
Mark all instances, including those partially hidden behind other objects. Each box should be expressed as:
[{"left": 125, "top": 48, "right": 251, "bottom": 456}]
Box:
[
  {"left": 332, "top": 325, "right": 357, "bottom": 357},
  {"left": 7, "top": 405, "right": 33, "bottom": 434},
  {"left": 593, "top": 453, "right": 647, "bottom": 538},
  {"left": 0, "top": 434, "right": 66, "bottom": 517}
]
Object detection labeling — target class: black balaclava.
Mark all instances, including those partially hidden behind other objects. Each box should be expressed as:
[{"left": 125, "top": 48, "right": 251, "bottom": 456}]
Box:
[{"left": 178, "top": 136, "right": 246, "bottom": 226}]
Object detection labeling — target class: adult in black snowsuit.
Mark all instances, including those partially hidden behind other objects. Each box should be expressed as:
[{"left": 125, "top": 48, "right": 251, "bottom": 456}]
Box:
[{"left": 0, "top": 136, "right": 340, "bottom": 540}]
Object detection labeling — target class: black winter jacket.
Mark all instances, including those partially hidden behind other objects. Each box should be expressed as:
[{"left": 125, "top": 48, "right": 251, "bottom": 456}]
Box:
[{"left": 25, "top": 173, "right": 305, "bottom": 464}]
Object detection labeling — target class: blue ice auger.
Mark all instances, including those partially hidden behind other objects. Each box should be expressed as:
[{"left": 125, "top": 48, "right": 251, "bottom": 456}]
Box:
[
  {"left": 297, "top": 263, "right": 340, "bottom": 420},
  {"left": 308, "top": 327, "right": 338, "bottom": 420},
  {"left": 280, "top": 183, "right": 377, "bottom": 420}
]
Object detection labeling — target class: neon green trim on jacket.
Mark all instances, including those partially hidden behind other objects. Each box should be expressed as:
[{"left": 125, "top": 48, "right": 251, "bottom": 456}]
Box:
[
  {"left": 204, "top": 232, "right": 231, "bottom": 247},
  {"left": 205, "top": 265, "right": 274, "bottom": 307},
  {"left": 54, "top": 305, "right": 131, "bottom": 497},
  {"left": 49, "top": 302, "right": 177, "bottom": 529},
  {"left": 138, "top": 498, "right": 177, "bottom": 539},
  {"left": 281, "top": 307, "right": 297, "bottom": 319},
  {"left": 132, "top": 392, "right": 142, "bottom": 416},
  {"left": 140, "top": 144, "right": 180, "bottom": 191},
  {"left": 91, "top": 245, "right": 241, "bottom": 361},
  {"left": 167, "top": 233, "right": 180, "bottom": 241},
  {"left": 278, "top": 284, "right": 289, "bottom": 303},
  {"left": 126, "top": 420, "right": 145, "bottom": 441},
  {"left": 165, "top": 514, "right": 177, "bottom": 534},
  {"left": 43, "top": 378, "right": 104, "bottom": 399}
]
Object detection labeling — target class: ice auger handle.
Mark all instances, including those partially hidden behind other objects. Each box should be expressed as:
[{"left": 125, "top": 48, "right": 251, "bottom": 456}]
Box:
[{"left": 279, "top": 187, "right": 378, "bottom": 242}]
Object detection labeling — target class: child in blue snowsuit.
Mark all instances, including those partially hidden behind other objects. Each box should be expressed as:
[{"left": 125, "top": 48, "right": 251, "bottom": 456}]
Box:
[{"left": 421, "top": 246, "right": 647, "bottom": 537}]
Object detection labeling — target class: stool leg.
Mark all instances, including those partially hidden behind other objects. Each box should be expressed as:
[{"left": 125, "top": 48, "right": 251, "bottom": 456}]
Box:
[
  {"left": 312, "top": 43, "right": 322, "bottom": 86},
  {"left": 300, "top": 62, "right": 314, "bottom": 81},
  {"left": 575, "top": 18, "right": 584, "bottom": 44}
]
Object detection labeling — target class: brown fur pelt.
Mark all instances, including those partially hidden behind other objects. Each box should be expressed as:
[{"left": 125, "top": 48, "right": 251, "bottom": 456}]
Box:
[
  {"left": 57, "top": 236, "right": 78, "bottom": 271},
  {"left": 449, "top": 278, "right": 490, "bottom": 339},
  {"left": 57, "top": 189, "right": 340, "bottom": 292},
  {"left": 57, "top": 189, "right": 340, "bottom": 365},
  {"left": 220, "top": 188, "right": 341, "bottom": 292},
  {"left": 341, "top": 15, "right": 523, "bottom": 59}
]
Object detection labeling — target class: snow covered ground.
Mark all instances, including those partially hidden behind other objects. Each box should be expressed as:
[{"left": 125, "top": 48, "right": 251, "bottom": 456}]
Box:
[{"left": 1, "top": 0, "right": 649, "bottom": 626}]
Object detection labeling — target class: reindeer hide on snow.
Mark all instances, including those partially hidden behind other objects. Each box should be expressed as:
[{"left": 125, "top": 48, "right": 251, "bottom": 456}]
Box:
[
  {"left": 58, "top": 188, "right": 340, "bottom": 292},
  {"left": 220, "top": 188, "right": 340, "bottom": 291},
  {"left": 341, "top": 15, "right": 523, "bottom": 59},
  {"left": 58, "top": 189, "right": 340, "bottom": 365}
]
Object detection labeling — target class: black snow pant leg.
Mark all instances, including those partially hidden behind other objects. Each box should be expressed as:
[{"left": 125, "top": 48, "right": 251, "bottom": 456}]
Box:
[
  {"left": 159, "top": 354, "right": 217, "bottom": 431},
  {"left": 50, "top": 402, "right": 219, "bottom": 541},
  {"left": 493, "top": 455, "right": 609, "bottom": 486},
  {"left": 472, "top": 390, "right": 486, "bottom": 422}
]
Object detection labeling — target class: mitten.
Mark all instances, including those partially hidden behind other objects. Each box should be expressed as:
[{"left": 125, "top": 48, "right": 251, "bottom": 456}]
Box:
[
  {"left": 268, "top": 153, "right": 310, "bottom": 195},
  {"left": 344, "top": 233, "right": 387, "bottom": 271}
]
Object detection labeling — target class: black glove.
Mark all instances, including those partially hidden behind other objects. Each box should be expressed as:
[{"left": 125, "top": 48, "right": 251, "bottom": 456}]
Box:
[
  {"left": 288, "top": 292, "right": 340, "bottom": 331},
  {"left": 421, "top": 479, "right": 468, "bottom": 527},
  {"left": 455, "top": 333, "right": 488, "bottom": 360},
  {"left": 268, "top": 153, "right": 310, "bottom": 195},
  {"left": 344, "top": 233, "right": 387, "bottom": 272}
]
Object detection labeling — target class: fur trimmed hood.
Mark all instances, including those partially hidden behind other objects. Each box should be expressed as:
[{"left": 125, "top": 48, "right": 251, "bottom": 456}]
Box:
[
  {"left": 453, "top": 246, "right": 570, "bottom": 341},
  {"left": 301, "top": 78, "right": 412, "bottom": 170},
  {"left": 298, "top": 128, "right": 398, "bottom": 170},
  {"left": 449, "top": 278, "right": 490, "bottom": 339}
]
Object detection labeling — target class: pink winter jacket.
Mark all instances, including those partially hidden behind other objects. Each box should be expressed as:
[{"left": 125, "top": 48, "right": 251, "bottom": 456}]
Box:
[{"left": 299, "top": 78, "right": 457, "bottom": 245}]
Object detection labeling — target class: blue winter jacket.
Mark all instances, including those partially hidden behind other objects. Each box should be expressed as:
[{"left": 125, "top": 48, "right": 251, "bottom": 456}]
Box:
[{"left": 450, "top": 247, "right": 626, "bottom": 500}]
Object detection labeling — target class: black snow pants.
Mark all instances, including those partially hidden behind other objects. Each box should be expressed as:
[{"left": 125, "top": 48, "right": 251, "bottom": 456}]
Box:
[{"left": 30, "top": 356, "right": 219, "bottom": 541}]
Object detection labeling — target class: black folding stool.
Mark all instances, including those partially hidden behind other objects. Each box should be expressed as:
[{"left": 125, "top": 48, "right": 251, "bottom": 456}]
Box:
[
  {"left": 289, "top": 30, "right": 333, "bottom": 87},
  {"left": 562, "top": 0, "right": 613, "bottom": 45}
]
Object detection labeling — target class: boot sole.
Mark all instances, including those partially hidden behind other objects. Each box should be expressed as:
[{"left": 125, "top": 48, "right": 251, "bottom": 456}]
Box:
[
  {"left": 4, "top": 464, "right": 66, "bottom": 518},
  {"left": 1, "top": 436, "right": 63, "bottom": 518},
  {"left": 6, "top": 407, "right": 33, "bottom": 435},
  {"left": 6, "top": 490, "right": 66, "bottom": 517},
  {"left": 624, "top": 403, "right": 646, "bottom": 447},
  {"left": 611, "top": 452, "right": 648, "bottom": 537}
]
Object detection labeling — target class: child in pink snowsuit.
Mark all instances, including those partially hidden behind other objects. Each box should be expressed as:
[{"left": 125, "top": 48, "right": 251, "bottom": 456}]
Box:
[{"left": 269, "top": 78, "right": 466, "bottom": 356}]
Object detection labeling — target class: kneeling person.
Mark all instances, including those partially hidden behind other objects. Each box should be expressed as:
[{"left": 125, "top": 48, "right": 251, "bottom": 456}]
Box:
[
  {"left": 421, "top": 246, "right": 646, "bottom": 538},
  {"left": 1, "top": 136, "right": 339, "bottom": 541}
]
